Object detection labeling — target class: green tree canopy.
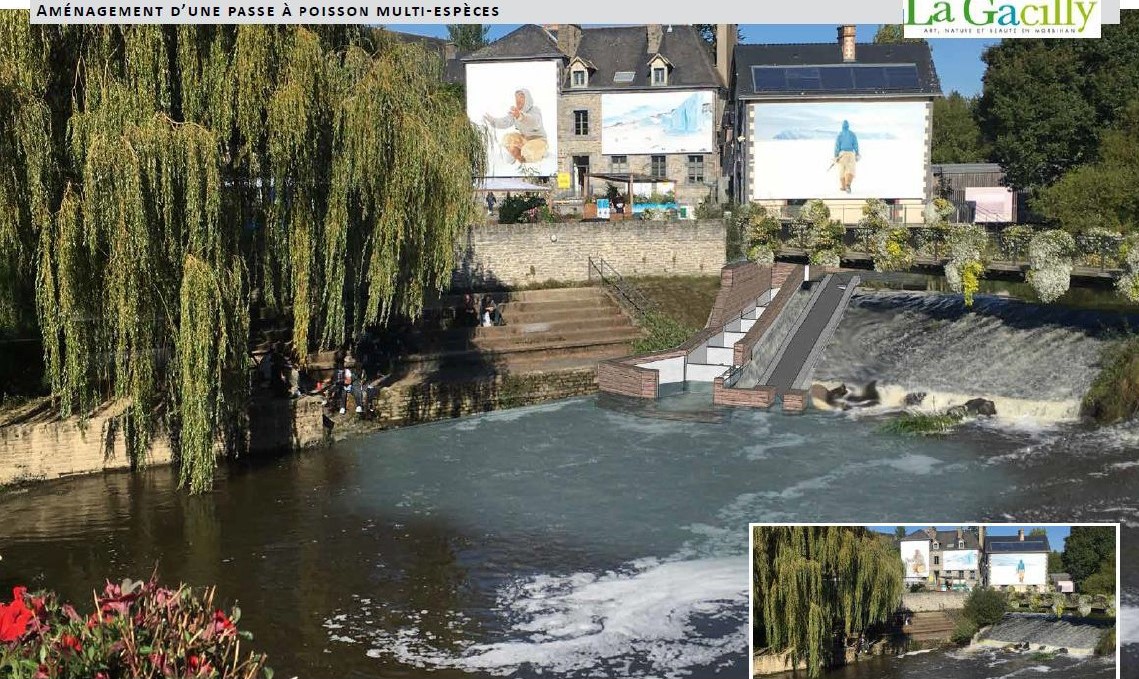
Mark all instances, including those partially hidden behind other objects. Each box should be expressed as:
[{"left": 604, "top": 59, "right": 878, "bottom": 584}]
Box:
[
  {"left": 1048, "top": 550, "right": 1064, "bottom": 573},
  {"left": 446, "top": 25, "right": 490, "bottom": 52},
  {"left": 872, "top": 25, "right": 927, "bottom": 44},
  {"left": 1029, "top": 528, "right": 1048, "bottom": 537},
  {"left": 932, "top": 92, "right": 989, "bottom": 164},
  {"left": 752, "top": 526, "right": 903, "bottom": 677},
  {"left": 975, "top": 15, "right": 1139, "bottom": 191},
  {"left": 1062, "top": 526, "right": 1116, "bottom": 587},
  {"left": 0, "top": 17, "right": 484, "bottom": 492}
]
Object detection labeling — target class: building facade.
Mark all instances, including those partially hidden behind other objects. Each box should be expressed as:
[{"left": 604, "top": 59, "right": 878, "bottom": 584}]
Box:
[
  {"left": 900, "top": 527, "right": 982, "bottom": 591},
  {"left": 463, "top": 24, "right": 732, "bottom": 206},
  {"left": 984, "top": 530, "right": 1051, "bottom": 593},
  {"left": 727, "top": 26, "right": 942, "bottom": 224}
]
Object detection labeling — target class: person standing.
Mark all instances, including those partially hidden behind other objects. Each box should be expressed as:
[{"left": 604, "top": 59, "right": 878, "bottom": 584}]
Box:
[
  {"left": 833, "top": 120, "right": 860, "bottom": 194},
  {"left": 486, "top": 192, "right": 497, "bottom": 216}
]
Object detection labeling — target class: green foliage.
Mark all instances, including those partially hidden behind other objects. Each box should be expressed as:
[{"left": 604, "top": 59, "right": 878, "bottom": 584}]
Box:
[
  {"left": 446, "top": 25, "right": 490, "bottom": 51},
  {"left": 1032, "top": 99, "right": 1139, "bottom": 234},
  {"left": 1095, "top": 626, "right": 1116, "bottom": 656},
  {"left": 1026, "top": 229, "right": 1076, "bottom": 303},
  {"left": 932, "top": 92, "right": 989, "bottom": 164},
  {"left": 880, "top": 411, "right": 963, "bottom": 436},
  {"left": 632, "top": 311, "right": 695, "bottom": 354},
  {"left": 694, "top": 193, "right": 724, "bottom": 219},
  {"left": 1048, "top": 550, "right": 1064, "bottom": 573},
  {"left": 1082, "top": 560, "right": 1117, "bottom": 596},
  {"left": 963, "top": 587, "right": 1007, "bottom": 628},
  {"left": 1062, "top": 526, "right": 1117, "bottom": 588},
  {"left": 752, "top": 526, "right": 903, "bottom": 678},
  {"left": 0, "top": 577, "right": 270, "bottom": 678},
  {"left": 0, "top": 19, "right": 484, "bottom": 492},
  {"left": 872, "top": 25, "right": 927, "bottom": 44},
  {"left": 497, "top": 194, "right": 547, "bottom": 224},
  {"left": 791, "top": 200, "right": 844, "bottom": 264},
  {"left": 1000, "top": 225, "right": 1037, "bottom": 261},
  {"left": 976, "top": 17, "right": 1139, "bottom": 191},
  {"left": 944, "top": 224, "right": 988, "bottom": 307},
  {"left": 951, "top": 618, "right": 979, "bottom": 645},
  {"left": 1080, "top": 336, "right": 1139, "bottom": 424}
]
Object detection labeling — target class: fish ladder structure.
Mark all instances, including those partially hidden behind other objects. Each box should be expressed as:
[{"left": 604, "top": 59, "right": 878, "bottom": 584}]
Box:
[{"left": 597, "top": 261, "right": 860, "bottom": 413}]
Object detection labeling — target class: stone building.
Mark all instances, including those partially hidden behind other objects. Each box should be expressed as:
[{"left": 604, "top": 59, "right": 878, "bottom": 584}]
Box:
[
  {"left": 726, "top": 25, "right": 942, "bottom": 224},
  {"left": 463, "top": 24, "right": 733, "bottom": 206},
  {"left": 900, "top": 527, "right": 983, "bottom": 591},
  {"left": 984, "top": 529, "right": 1051, "bottom": 593}
]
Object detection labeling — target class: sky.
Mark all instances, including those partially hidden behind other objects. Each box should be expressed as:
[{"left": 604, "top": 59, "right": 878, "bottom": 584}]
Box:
[
  {"left": 870, "top": 525, "right": 1073, "bottom": 551},
  {"left": 385, "top": 24, "right": 996, "bottom": 96}
]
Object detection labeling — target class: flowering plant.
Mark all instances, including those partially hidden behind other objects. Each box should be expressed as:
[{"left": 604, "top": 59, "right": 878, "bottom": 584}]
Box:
[
  {"left": 0, "top": 578, "right": 271, "bottom": 678},
  {"left": 943, "top": 224, "right": 988, "bottom": 307},
  {"left": 1027, "top": 229, "right": 1075, "bottom": 303}
]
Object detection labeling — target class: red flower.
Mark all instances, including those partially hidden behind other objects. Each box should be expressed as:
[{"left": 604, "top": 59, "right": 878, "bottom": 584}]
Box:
[
  {"left": 0, "top": 587, "right": 33, "bottom": 642},
  {"left": 59, "top": 633, "right": 82, "bottom": 653},
  {"left": 212, "top": 609, "right": 235, "bottom": 636},
  {"left": 33, "top": 664, "right": 49, "bottom": 679}
]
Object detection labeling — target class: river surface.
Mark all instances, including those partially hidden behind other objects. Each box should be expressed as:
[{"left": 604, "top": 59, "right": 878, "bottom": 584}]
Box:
[{"left": 1, "top": 289, "right": 1137, "bottom": 679}]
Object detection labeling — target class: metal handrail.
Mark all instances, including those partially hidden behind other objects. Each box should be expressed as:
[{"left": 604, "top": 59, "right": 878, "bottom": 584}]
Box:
[{"left": 588, "top": 256, "right": 657, "bottom": 317}]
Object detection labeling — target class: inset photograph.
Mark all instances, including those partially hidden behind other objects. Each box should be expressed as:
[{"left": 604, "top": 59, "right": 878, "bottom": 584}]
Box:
[{"left": 750, "top": 523, "right": 1118, "bottom": 678}]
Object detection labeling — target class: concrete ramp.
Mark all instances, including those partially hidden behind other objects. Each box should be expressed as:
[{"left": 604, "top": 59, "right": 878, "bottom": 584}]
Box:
[{"left": 977, "top": 613, "right": 1111, "bottom": 656}]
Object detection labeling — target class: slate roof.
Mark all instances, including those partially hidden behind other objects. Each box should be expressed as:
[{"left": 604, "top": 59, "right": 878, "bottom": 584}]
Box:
[
  {"left": 987, "top": 535, "right": 1051, "bottom": 553},
  {"left": 900, "top": 528, "right": 981, "bottom": 551},
  {"left": 567, "top": 26, "right": 721, "bottom": 91},
  {"left": 733, "top": 42, "right": 941, "bottom": 98},
  {"left": 464, "top": 24, "right": 562, "bottom": 61}
]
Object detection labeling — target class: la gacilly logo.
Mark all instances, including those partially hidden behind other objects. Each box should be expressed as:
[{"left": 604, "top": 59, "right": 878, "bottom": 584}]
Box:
[{"left": 904, "top": 0, "right": 1101, "bottom": 38}]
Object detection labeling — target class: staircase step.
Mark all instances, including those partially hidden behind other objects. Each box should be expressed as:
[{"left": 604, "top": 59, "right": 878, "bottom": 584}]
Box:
[
  {"left": 410, "top": 322, "right": 639, "bottom": 351},
  {"left": 427, "top": 287, "right": 607, "bottom": 308},
  {"left": 502, "top": 307, "right": 626, "bottom": 325},
  {"left": 498, "top": 299, "right": 619, "bottom": 315}
]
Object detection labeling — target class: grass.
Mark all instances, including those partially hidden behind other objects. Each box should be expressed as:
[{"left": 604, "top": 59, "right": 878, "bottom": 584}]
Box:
[
  {"left": 1095, "top": 626, "right": 1116, "bottom": 656},
  {"left": 632, "top": 312, "right": 696, "bottom": 354},
  {"left": 627, "top": 275, "right": 721, "bottom": 330},
  {"left": 1081, "top": 335, "right": 1139, "bottom": 424},
  {"left": 879, "top": 411, "right": 964, "bottom": 436}
]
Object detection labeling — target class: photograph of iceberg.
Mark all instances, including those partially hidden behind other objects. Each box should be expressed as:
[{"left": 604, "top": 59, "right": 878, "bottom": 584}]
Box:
[
  {"left": 601, "top": 91, "right": 715, "bottom": 155},
  {"left": 750, "top": 101, "right": 928, "bottom": 201}
]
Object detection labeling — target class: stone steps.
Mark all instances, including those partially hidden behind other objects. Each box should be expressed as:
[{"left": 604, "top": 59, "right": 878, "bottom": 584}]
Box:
[
  {"left": 409, "top": 325, "right": 643, "bottom": 353},
  {"left": 905, "top": 612, "right": 955, "bottom": 641}
]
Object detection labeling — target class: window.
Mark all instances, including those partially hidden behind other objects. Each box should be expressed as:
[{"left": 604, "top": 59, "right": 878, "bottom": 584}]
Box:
[
  {"left": 651, "top": 155, "right": 667, "bottom": 178},
  {"left": 933, "top": 556, "right": 940, "bottom": 566},
  {"left": 571, "top": 69, "right": 586, "bottom": 88},
  {"left": 932, "top": 541, "right": 940, "bottom": 549},
  {"left": 574, "top": 110, "right": 589, "bottom": 136},
  {"left": 610, "top": 155, "right": 628, "bottom": 173},
  {"left": 686, "top": 155, "right": 704, "bottom": 184},
  {"left": 652, "top": 67, "right": 667, "bottom": 85}
]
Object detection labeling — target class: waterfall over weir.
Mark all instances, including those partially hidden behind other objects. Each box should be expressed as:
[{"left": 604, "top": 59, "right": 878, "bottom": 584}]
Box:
[{"left": 976, "top": 613, "right": 1112, "bottom": 655}]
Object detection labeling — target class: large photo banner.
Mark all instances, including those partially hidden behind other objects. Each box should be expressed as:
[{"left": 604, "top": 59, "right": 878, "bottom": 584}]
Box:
[
  {"left": 601, "top": 91, "right": 715, "bottom": 155},
  {"left": 989, "top": 553, "right": 1048, "bottom": 586},
  {"left": 942, "top": 550, "right": 979, "bottom": 571},
  {"left": 467, "top": 61, "right": 558, "bottom": 178},
  {"left": 900, "top": 540, "right": 930, "bottom": 581},
  {"left": 751, "top": 101, "right": 927, "bottom": 200}
]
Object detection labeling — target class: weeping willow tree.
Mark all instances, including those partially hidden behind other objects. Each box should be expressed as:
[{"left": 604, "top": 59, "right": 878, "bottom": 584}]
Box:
[
  {"left": 752, "top": 526, "right": 904, "bottom": 677},
  {"left": 0, "top": 15, "right": 485, "bottom": 492}
]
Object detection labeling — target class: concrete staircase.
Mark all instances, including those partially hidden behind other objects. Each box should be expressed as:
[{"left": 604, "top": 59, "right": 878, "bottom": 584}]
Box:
[
  {"left": 904, "top": 611, "right": 956, "bottom": 643},
  {"left": 405, "top": 287, "right": 643, "bottom": 377}
]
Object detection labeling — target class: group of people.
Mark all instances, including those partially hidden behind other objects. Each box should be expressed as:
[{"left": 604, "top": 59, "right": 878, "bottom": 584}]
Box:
[
  {"left": 458, "top": 293, "right": 505, "bottom": 328},
  {"left": 325, "top": 345, "right": 386, "bottom": 415}
]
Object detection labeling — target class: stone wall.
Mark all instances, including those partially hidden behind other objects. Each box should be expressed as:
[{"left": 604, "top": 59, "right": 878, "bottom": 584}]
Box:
[
  {"left": 734, "top": 264, "right": 806, "bottom": 365},
  {"left": 452, "top": 220, "right": 726, "bottom": 288},
  {"left": 712, "top": 378, "right": 775, "bottom": 408},
  {"left": 0, "top": 398, "right": 326, "bottom": 487},
  {"left": 901, "top": 591, "right": 969, "bottom": 612}
]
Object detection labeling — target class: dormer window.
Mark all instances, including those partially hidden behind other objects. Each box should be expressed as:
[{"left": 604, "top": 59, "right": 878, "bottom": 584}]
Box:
[
  {"left": 932, "top": 541, "right": 940, "bottom": 550},
  {"left": 647, "top": 54, "right": 673, "bottom": 86},
  {"left": 568, "top": 57, "right": 594, "bottom": 89}
]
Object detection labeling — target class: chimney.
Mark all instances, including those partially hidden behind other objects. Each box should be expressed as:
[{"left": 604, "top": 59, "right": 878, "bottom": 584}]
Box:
[
  {"left": 715, "top": 24, "right": 738, "bottom": 88},
  {"left": 555, "top": 24, "right": 582, "bottom": 57},
  {"left": 838, "top": 25, "right": 856, "bottom": 63},
  {"left": 443, "top": 42, "right": 457, "bottom": 61},
  {"left": 647, "top": 24, "right": 663, "bottom": 54},
  {"left": 1018, "top": 529, "right": 1025, "bottom": 541},
  {"left": 979, "top": 526, "right": 985, "bottom": 550}
]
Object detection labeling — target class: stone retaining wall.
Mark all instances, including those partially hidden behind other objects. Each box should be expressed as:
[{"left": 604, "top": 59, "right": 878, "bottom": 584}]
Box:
[
  {"left": 901, "top": 591, "right": 969, "bottom": 612},
  {"left": 452, "top": 220, "right": 727, "bottom": 288}
]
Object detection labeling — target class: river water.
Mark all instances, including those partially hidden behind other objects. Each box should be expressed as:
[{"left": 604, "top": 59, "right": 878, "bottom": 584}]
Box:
[{"left": 1, "top": 289, "right": 1137, "bottom": 679}]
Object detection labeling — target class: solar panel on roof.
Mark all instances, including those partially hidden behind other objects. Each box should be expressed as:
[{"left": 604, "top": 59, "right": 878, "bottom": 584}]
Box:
[
  {"left": 988, "top": 540, "right": 1048, "bottom": 552},
  {"left": 751, "top": 63, "right": 922, "bottom": 93},
  {"left": 613, "top": 71, "right": 636, "bottom": 83}
]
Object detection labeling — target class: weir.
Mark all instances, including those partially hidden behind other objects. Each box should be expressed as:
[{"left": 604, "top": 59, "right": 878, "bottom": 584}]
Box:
[{"left": 976, "top": 613, "right": 1112, "bottom": 656}]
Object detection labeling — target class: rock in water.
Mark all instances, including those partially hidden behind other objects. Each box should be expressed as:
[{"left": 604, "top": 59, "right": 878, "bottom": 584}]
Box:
[
  {"left": 904, "top": 392, "right": 927, "bottom": 407},
  {"left": 825, "top": 384, "right": 850, "bottom": 408},
  {"left": 845, "top": 380, "right": 880, "bottom": 406},
  {"left": 963, "top": 398, "right": 997, "bottom": 416}
]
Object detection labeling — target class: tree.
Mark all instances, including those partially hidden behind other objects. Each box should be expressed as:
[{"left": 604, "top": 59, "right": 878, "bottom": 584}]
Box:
[
  {"left": 0, "top": 18, "right": 484, "bottom": 493},
  {"left": 932, "top": 92, "right": 989, "bottom": 164},
  {"left": 694, "top": 24, "right": 745, "bottom": 54},
  {"left": 446, "top": 25, "right": 490, "bottom": 52},
  {"left": 1048, "top": 551, "right": 1064, "bottom": 573},
  {"left": 895, "top": 526, "right": 907, "bottom": 540},
  {"left": 872, "top": 25, "right": 926, "bottom": 44},
  {"left": 1033, "top": 98, "right": 1139, "bottom": 234},
  {"left": 752, "top": 526, "right": 903, "bottom": 677},
  {"left": 1029, "top": 528, "right": 1048, "bottom": 537},
  {"left": 963, "top": 587, "right": 1007, "bottom": 627},
  {"left": 1062, "top": 526, "right": 1116, "bottom": 586},
  {"left": 975, "top": 15, "right": 1139, "bottom": 191}
]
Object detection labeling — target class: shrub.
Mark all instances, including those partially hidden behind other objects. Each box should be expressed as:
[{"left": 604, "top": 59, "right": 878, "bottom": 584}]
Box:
[
  {"left": 1000, "top": 225, "right": 1036, "bottom": 261},
  {"left": 1076, "top": 227, "right": 1124, "bottom": 268},
  {"left": 951, "top": 618, "right": 979, "bottom": 645},
  {"left": 809, "top": 249, "right": 841, "bottom": 269},
  {"left": 1051, "top": 593, "right": 1066, "bottom": 619},
  {"left": 871, "top": 227, "right": 914, "bottom": 272},
  {"left": 963, "top": 587, "right": 1007, "bottom": 627},
  {"left": 1080, "top": 335, "right": 1139, "bottom": 424},
  {"left": 0, "top": 578, "right": 270, "bottom": 678},
  {"left": 1027, "top": 229, "right": 1076, "bottom": 303},
  {"left": 1095, "top": 626, "right": 1116, "bottom": 656},
  {"left": 498, "top": 194, "right": 547, "bottom": 224},
  {"left": 944, "top": 224, "right": 988, "bottom": 307},
  {"left": 748, "top": 243, "right": 776, "bottom": 265},
  {"left": 1115, "top": 235, "right": 1139, "bottom": 302}
]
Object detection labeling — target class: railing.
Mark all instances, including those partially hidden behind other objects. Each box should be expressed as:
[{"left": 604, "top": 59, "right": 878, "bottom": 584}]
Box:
[
  {"left": 721, "top": 363, "right": 745, "bottom": 389},
  {"left": 772, "top": 225, "right": 1126, "bottom": 273},
  {"left": 588, "top": 256, "right": 657, "bottom": 317}
]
